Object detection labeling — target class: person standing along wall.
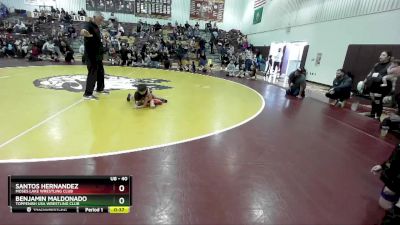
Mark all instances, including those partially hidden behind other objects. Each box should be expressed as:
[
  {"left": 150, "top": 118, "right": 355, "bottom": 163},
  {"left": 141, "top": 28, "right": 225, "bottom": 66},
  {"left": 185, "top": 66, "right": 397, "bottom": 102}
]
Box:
[
  {"left": 363, "top": 51, "right": 393, "bottom": 119},
  {"left": 273, "top": 48, "right": 283, "bottom": 77}
]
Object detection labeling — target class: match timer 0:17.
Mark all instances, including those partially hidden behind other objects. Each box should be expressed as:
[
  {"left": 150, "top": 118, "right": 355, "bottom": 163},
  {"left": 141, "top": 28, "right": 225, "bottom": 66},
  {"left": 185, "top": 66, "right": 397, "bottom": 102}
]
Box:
[{"left": 8, "top": 176, "right": 132, "bottom": 214}]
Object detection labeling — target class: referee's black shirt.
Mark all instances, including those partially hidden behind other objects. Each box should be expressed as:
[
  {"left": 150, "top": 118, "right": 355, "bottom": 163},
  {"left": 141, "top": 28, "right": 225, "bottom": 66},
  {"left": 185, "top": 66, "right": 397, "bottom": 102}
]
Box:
[{"left": 83, "top": 20, "right": 104, "bottom": 63}]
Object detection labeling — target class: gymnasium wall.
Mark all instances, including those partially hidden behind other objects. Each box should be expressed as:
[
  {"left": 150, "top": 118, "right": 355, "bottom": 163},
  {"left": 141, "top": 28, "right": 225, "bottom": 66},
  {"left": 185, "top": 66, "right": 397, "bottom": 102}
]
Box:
[
  {"left": 1, "top": 0, "right": 244, "bottom": 30},
  {"left": 241, "top": 0, "right": 400, "bottom": 85}
]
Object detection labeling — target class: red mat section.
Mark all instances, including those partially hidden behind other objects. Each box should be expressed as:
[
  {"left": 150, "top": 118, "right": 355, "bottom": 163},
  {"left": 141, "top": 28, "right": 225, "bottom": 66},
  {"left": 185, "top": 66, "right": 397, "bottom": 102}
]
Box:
[{"left": 0, "top": 65, "right": 395, "bottom": 224}]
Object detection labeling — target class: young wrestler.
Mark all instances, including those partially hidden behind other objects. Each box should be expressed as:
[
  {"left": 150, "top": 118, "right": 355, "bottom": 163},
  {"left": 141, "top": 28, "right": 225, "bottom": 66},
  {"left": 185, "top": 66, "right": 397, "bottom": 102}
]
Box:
[{"left": 126, "top": 84, "right": 167, "bottom": 109}]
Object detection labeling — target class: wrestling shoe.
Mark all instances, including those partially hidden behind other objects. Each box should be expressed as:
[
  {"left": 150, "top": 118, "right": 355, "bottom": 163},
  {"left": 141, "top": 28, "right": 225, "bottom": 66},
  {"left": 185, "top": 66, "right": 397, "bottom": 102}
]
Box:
[
  {"left": 96, "top": 90, "right": 110, "bottom": 95},
  {"left": 83, "top": 95, "right": 98, "bottom": 100}
]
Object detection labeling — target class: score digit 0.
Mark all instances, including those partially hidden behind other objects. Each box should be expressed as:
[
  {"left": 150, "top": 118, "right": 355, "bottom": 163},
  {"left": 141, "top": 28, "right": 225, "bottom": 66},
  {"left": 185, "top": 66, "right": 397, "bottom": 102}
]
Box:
[{"left": 118, "top": 185, "right": 125, "bottom": 192}]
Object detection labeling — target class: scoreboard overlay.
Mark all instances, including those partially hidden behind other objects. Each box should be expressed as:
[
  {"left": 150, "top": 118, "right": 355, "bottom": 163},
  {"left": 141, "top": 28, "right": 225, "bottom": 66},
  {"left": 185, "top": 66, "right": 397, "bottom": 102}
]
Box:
[{"left": 8, "top": 176, "right": 132, "bottom": 214}]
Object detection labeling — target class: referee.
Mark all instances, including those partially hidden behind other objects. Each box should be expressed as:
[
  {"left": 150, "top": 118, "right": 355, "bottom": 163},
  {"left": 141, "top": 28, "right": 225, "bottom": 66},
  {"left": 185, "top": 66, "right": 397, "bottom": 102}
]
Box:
[{"left": 80, "top": 11, "right": 109, "bottom": 100}]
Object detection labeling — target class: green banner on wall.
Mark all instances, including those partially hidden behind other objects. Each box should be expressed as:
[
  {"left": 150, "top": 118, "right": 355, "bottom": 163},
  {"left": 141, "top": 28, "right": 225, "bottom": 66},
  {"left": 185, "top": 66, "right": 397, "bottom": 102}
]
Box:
[{"left": 253, "top": 7, "right": 263, "bottom": 24}]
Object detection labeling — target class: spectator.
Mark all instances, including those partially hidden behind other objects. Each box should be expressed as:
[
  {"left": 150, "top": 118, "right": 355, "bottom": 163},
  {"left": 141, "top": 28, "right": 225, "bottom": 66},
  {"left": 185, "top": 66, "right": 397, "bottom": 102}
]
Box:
[
  {"left": 38, "top": 12, "right": 47, "bottom": 23},
  {"left": 13, "top": 20, "right": 27, "bottom": 33},
  {"left": 184, "top": 21, "right": 190, "bottom": 29},
  {"left": 244, "top": 48, "right": 253, "bottom": 71},
  {"left": 78, "top": 8, "right": 86, "bottom": 16},
  {"left": 209, "top": 35, "right": 215, "bottom": 54},
  {"left": 371, "top": 144, "right": 400, "bottom": 225},
  {"left": 382, "top": 59, "right": 400, "bottom": 87},
  {"left": 205, "top": 21, "right": 212, "bottom": 32},
  {"left": 273, "top": 48, "right": 283, "bottom": 76},
  {"left": 117, "top": 23, "right": 124, "bottom": 36},
  {"left": 110, "top": 37, "right": 120, "bottom": 52},
  {"left": 67, "top": 25, "right": 77, "bottom": 38},
  {"left": 264, "top": 55, "right": 272, "bottom": 75},
  {"left": 221, "top": 53, "right": 230, "bottom": 69},
  {"left": 149, "top": 47, "right": 160, "bottom": 67},
  {"left": 286, "top": 67, "right": 307, "bottom": 98},
  {"left": 226, "top": 60, "right": 237, "bottom": 77},
  {"left": 60, "top": 40, "right": 74, "bottom": 63},
  {"left": 4, "top": 40, "right": 16, "bottom": 57},
  {"left": 248, "top": 63, "right": 257, "bottom": 80},
  {"left": 119, "top": 43, "right": 130, "bottom": 66},
  {"left": 28, "top": 43, "right": 41, "bottom": 61},
  {"left": 154, "top": 21, "right": 162, "bottom": 32},
  {"left": 136, "top": 19, "right": 142, "bottom": 32},
  {"left": 193, "top": 26, "right": 200, "bottom": 38},
  {"left": 162, "top": 50, "right": 171, "bottom": 69},
  {"left": 199, "top": 51, "right": 207, "bottom": 67},
  {"left": 363, "top": 51, "right": 393, "bottom": 119},
  {"left": 61, "top": 8, "right": 65, "bottom": 14},
  {"left": 41, "top": 39, "right": 56, "bottom": 59},
  {"left": 325, "top": 69, "right": 353, "bottom": 107},
  {"left": 64, "top": 12, "right": 72, "bottom": 24},
  {"left": 109, "top": 12, "right": 117, "bottom": 23},
  {"left": 242, "top": 35, "right": 249, "bottom": 50},
  {"left": 199, "top": 38, "right": 206, "bottom": 53}
]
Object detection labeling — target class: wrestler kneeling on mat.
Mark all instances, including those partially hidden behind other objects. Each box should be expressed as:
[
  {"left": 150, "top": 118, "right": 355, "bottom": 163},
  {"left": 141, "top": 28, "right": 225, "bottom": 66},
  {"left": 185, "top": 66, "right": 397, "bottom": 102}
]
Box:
[{"left": 126, "top": 84, "right": 167, "bottom": 109}]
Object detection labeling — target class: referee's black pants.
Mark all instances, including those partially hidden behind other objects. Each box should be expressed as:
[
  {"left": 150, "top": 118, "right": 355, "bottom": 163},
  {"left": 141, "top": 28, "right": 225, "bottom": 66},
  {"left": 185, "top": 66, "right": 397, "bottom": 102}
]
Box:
[{"left": 84, "top": 60, "right": 104, "bottom": 96}]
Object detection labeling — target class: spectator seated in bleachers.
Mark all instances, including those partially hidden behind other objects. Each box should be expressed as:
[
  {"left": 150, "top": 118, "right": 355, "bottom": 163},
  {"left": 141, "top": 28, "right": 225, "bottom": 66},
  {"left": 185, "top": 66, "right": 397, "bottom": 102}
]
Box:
[
  {"left": 325, "top": 69, "right": 353, "bottom": 107},
  {"left": 50, "top": 6, "right": 56, "bottom": 14},
  {"left": 199, "top": 50, "right": 207, "bottom": 67},
  {"left": 4, "top": 40, "right": 16, "bottom": 57},
  {"left": 205, "top": 21, "right": 212, "bottom": 32},
  {"left": 154, "top": 21, "right": 162, "bottom": 32},
  {"left": 117, "top": 23, "right": 124, "bottom": 36},
  {"left": 226, "top": 60, "right": 237, "bottom": 77},
  {"left": 1, "top": 7, "right": 256, "bottom": 80},
  {"left": 109, "top": 13, "right": 117, "bottom": 23},
  {"left": 13, "top": 20, "right": 27, "bottom": 33},
  {"left": 78, "top": 8, "right": 87, "bottom": 17},
  {"left": 41, "top": 39, "right": 58, "bottom": 61},
  {"left": 0, "top": 3, "right": 9, "bottom": 19},
  {"left": 38, "top": 11, "right": 47, "bottom": 23},
  {"left": 60, "top": 40, "right": 74, "bottom": 63},
  {"left": 62, "top": 12, "right": 73, "bottom": 24},
  {"left": 67, "top": 25, "right": 77, "bottom": 38},
  {"left": 27, "top": 43, "right": 41, "bottom": 61}
]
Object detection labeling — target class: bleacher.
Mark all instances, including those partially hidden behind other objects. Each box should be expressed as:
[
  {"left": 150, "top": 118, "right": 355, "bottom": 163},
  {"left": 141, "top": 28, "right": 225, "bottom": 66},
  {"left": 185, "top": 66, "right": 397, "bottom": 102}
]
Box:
[{"left": 1, "top": 7, "right": 250, "bottom": 69}]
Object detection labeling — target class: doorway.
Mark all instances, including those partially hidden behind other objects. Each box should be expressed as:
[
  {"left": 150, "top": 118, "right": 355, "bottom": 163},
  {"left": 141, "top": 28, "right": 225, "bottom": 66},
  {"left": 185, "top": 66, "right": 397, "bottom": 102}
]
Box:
[{"left": 281, "top": 41, "right": 309, "bottom": 76}]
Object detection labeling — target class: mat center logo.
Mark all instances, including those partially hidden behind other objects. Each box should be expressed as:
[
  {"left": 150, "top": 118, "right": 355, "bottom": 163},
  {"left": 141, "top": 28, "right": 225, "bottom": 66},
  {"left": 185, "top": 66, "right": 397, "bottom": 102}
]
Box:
[{"left": 33, "top": 74, "right": 172, "bottom": 92}]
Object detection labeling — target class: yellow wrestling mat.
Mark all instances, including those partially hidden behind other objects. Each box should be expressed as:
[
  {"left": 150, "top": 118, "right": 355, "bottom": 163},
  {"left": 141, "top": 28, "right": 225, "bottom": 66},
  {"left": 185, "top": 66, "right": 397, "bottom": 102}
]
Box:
[{"left": 0, "top": 66, "right": 264, "bottom": 162}]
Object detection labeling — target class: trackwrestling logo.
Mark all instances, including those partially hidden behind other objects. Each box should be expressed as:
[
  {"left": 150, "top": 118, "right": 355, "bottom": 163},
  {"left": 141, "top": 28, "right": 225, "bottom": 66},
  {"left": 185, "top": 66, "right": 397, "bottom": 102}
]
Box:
[{"left": 33, "top": 74, "right": 172, "bottom": 92}]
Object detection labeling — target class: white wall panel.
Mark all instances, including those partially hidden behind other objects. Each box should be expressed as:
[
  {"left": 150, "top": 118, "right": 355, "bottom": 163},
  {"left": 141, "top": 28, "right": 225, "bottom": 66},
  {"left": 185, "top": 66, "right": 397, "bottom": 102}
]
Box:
[
  {"left": 242, "top": 0, "right": 400, "bottom": 34},
  {"left": 241, "top": 0, "right": 400, "bottom": 85}
]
